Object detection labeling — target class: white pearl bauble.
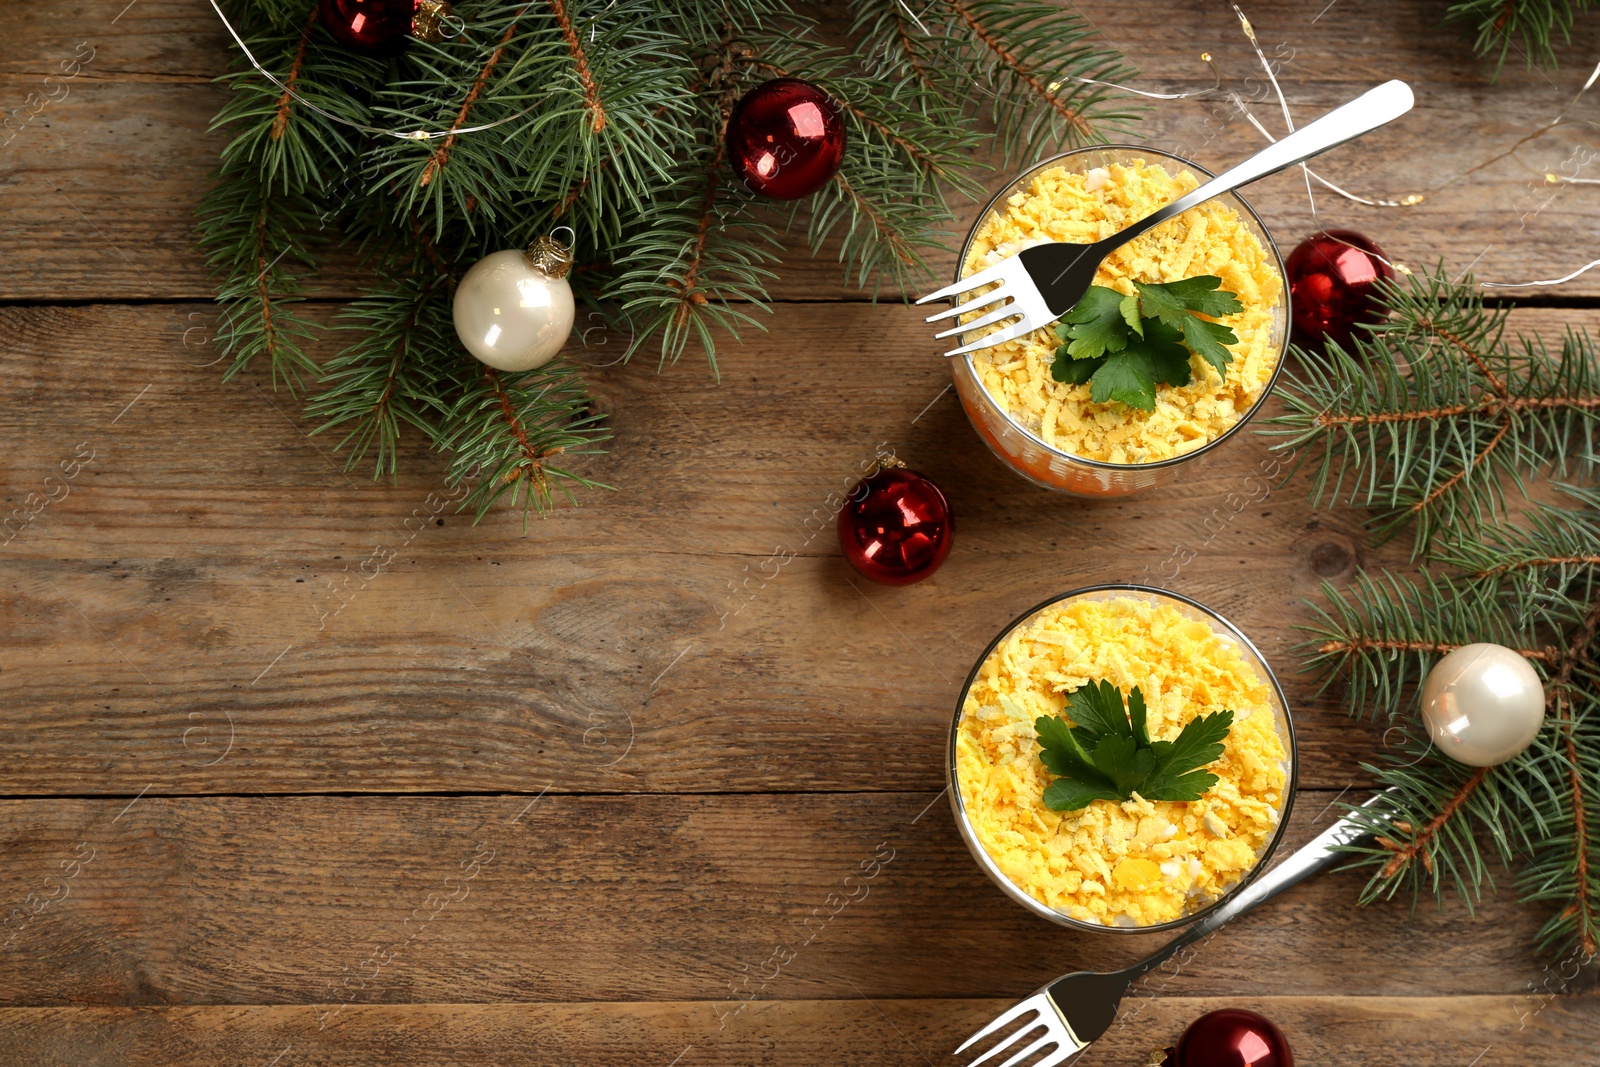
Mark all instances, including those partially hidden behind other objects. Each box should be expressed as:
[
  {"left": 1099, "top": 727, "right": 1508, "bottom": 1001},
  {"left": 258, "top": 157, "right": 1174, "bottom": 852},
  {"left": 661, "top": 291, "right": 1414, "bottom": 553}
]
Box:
[
  {"left": 1420, "top": 643, "right": 1546, "bottom": 766},
  {"left": 452, "top": 249, "right": 574, "bottom": 372}
]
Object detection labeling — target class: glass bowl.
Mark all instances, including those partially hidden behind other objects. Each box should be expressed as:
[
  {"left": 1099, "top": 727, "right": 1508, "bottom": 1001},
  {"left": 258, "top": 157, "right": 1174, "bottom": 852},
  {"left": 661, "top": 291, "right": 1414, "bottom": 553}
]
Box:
[
  {"left": 946, "top": 584, "right": 1299, "bottom": 934},
  {"left": 948, "top": 146, "right": 1290, "bottom": 496}
]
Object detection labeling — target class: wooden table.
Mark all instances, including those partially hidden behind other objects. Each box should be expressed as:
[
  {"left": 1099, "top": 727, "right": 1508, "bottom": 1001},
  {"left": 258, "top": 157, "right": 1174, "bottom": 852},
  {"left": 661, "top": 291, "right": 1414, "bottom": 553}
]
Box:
[{"left": 2, "top": 1, "right": 1596, "bottom": 1062}]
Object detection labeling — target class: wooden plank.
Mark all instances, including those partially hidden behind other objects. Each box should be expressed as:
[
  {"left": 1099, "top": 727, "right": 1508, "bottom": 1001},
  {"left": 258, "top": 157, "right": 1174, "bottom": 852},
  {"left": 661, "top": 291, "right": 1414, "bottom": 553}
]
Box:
[
  {"left": 2, "top": 0, "right": 1598, "bottom": 301},
  {"left": 0, "top": 994, "right": 1592, "bottom": 1066},
  {"left": 14, "top": 297, "right": 1569, "bottom": 794},
  {"left": 0, "top": 792, "right": 1571, "bottom": 1006}
]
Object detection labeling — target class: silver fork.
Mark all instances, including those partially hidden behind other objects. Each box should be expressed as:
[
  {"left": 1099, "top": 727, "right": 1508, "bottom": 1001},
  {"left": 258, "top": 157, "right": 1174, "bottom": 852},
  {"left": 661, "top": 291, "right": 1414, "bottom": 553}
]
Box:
[
  {"left": 955, "top": 793, "right": 1387, "bottom": 1067},
  {"left": 917, "top": 80, "right": 1414, "bottom": 357}
]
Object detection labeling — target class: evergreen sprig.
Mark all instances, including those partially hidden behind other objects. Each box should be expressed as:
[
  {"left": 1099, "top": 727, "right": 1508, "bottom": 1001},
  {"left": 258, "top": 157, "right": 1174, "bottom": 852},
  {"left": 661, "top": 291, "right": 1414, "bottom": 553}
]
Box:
[
  {"left": 1262, "top": 266, "right": 1600, "bottom": 556},
  {"left": 1446, "top": 0, "right": 1596, "bottom": 73},
  {"left": 198, "top": 0, "right": 1138, "bottom": 514},
  {"left": 1267, "top": 269, "right": 1600, "bottom": 962}
]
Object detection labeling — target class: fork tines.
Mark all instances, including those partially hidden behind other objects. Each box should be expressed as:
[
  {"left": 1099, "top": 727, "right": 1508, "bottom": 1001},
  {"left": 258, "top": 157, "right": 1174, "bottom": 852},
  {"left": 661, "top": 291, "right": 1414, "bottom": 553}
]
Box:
[
  {"left": 914, "top": 259, "right": 1047, "bottom": 358},
  {"left": 955, "top": 992, "right": 1085, "bottom": 1067}
]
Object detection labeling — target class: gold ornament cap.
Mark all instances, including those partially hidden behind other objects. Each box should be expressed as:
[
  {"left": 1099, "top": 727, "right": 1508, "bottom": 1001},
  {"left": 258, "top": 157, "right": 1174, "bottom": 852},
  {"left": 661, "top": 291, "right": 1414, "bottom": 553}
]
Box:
[
  {"left": 412, "top": 0, "right": 455, "bottom": 44},
  {"left": 526, "top": 228, "right": 575, "bottom": 280}
]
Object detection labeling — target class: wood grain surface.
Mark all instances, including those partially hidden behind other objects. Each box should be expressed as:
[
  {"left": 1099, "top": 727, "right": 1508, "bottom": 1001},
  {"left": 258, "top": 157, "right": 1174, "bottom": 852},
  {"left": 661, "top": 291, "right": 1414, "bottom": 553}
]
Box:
[{"left": 2, "top": 0, "right": 1597, "bottom": 1063}]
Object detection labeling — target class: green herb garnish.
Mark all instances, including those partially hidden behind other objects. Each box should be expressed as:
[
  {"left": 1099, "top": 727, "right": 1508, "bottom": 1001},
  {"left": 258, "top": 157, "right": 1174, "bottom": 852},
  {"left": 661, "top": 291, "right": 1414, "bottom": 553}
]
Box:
[
  {"left": 1034, "top": 679, "right": 1234, "bottom": 811},
  {"left": 1050, "top": 276, "right": 1244, "bottom": 412}
]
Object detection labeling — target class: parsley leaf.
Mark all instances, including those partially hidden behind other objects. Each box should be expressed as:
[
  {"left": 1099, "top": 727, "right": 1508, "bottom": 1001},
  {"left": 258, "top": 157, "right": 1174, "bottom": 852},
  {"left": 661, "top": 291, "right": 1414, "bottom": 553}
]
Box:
[
  {"left": 1044, "top": 776, "right": 1125, "bottom": 811},
  {"left": 1034, "top": 680, "right": 1235, "bottom": 811},
  {"left": 1134, "top": 276, "right": 1244, "bottom": 326},
  {"left": 1179, "top": 315, "right": 1240, "bottom": 377},
  {"left": 1062, "top": 679, "right": 1135, "bottom": 739},
  {"left": 1142, "top": 710, "right": 1234, "bottom": 801},
  {"left": 1056, "top": 286, "right": 1128, "bottom": 360},
  {"left": 1092, "top": 734, "right": 1157, "bottom": 796},
  {"left": 1088, "top": 320, "right": 1193, "bottom": 412},
  {"left": 1051, "top": 351, "right": 1103, "bottom": 385},
  {"left": 1118, "top": 292, "right": 1143, "bottom": 337},
  {"left": 1050, "top": 274, "right": 1243, "bottom": 409}
]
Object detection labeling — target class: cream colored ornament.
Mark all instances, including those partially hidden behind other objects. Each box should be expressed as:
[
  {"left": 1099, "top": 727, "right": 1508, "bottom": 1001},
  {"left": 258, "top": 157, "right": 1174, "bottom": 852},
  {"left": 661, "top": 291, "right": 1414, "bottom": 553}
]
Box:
[
  {"left": 1420, "top": 643, "right": 1546, "bottom": 766},
  {"left": 452, "top": 230, "right": 575, "bottom": 372}
]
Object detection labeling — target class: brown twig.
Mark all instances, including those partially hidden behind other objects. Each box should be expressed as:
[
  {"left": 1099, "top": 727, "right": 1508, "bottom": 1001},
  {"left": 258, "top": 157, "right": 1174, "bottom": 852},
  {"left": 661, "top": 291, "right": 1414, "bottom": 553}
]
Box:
[
  {"left": 1410, "top": 415, "right": 1511, "bottom": 514},
  {"left": 1315, "top": 394, "right": 1600, "bottom": 428},
  {"left": 1380, "top": 767, "right": 1491, "bottom": 879},
  {"left": 671, "top": 29, "right": 744, "bottom": 329},
  {"left": 411, "top": 215, "right": 457, "bottom": 283},
  {"left": 371, "top": 288, "right": 432, "bottom": 423},
  {"left": 1474, "top": 555, "right": 1600, "bottom": 580},
  {"left": 1317, "top": 637, "right": 1557, "bottom": 662},
  {"left": 1549, "top": 596, "right": 1600, "bottom": 956},
  {"left": 483, "top": 367, "right": 549, "bottom": 491},
  {"left": 947, "top": 0, "right": 1092, "bottom": 139},
  {"left": 549, "top": 0, "right": 607, "bottom": 133},
  {"left": 674, "top": 154, "right": 723, "bottom": 325},
  {"left": 831, "top": 171, "right": 918, "bottom": 267},
  {"left": 419, "top": 5, "right": 533, "bottom": 188},
  {"left": 553, "top": 158, "right": 609, "bottom": 219},
  {"left": 890, "top": 5, "right": 938, "bottom": 90},
  {"left": 270, "top": 8, "right": 319, "bottom": 143},
  {"left": 1316, "top": 404, "right": 1476, "bottom": 426},
  {"left": 1414, "top": 317, "right": 1508, "bottom": 397}
]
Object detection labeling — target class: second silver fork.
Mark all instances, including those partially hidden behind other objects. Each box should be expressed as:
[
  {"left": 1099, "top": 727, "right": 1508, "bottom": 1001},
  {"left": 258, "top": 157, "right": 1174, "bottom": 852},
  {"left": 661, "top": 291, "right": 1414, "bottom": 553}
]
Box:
[{"left": 955, "top": 792, "right": 1388, "bottom": 1067}]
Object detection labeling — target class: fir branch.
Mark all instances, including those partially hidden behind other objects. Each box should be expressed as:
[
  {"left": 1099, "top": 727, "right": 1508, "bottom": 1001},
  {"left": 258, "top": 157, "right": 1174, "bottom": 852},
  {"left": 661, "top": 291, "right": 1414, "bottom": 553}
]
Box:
[
  {"left": 418, "top": 4, "right": 533, "bottom": 189},
  {"left": 436, "top": 361, "right": 612, "bottom": 522},
  {"left": 934, "top": 0, "right": 1142, "bottom": 161},
  {"left": 1263, "top": 266, "right": 1600, "bottom": 555},
  {"left": 303, "top": 270, "right": 454, "bottom": 478},
  {"left": 1298, "top": 469, "right": 1600, "bottom": 957},
  {"left": 741, "top": 28, "right": 980, "bottom": 293},
  {"left": 1377, "top": 767, "right": 1491, "bottom": 879},
  {"left": 201, "top": 0, "right": 1140, "bottom": 516},
  {"left": 605, "top": 31, "right": 779, "bottom": 369},
  {"left": 1316, "top": 636, "right": 1557, "bottom": 663},
  {"left": 549, "top": 0, "right": 608, "bottom": 133},
  {"left": 847, "top": 0, "right": 1142, "bottom": 164},
  {"left": 1337, "top": 756, "right": 1533, "bottom": 911},
  {"left": 196, "top": 165, "right": 324, "bottom": 395},
  {"left": 1263, "top": 261, "right": 1600, "bottom": 960},
  {"left": 270, "top": 7, "right": 319, "bottom": 143},
  {"left": 1299, "top": 570, "right": 1548, "bottom": 720},
  {"left": 949, "top": 0, "right": 1090, "bottom": 139},
  {"left": 1547, "top": 596, "right": 1600, "bottom": 954},
  {"left": 1447, "top": 0, "right": 1596, "bottom": 73}
]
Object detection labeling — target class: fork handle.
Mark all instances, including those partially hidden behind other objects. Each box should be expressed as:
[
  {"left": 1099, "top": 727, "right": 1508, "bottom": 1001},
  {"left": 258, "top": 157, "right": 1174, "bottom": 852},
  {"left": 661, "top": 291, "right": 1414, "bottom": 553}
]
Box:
[
  {"left": 1117, "top": 790, "right": 1393, "bottom": 985},
  {"left": 1109, "top": 80, "right": 1414, "bottom": 253}
]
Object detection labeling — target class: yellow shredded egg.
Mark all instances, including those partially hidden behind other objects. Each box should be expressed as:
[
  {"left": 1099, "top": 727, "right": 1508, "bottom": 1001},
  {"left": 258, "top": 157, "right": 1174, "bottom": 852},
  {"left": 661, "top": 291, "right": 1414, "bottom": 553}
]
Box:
[
  {"left": 955, "top": 596, "right": 1289, "bottom": 926},
  {"left": 960, "top": 161, "right": 1283, "bottom": 464}
]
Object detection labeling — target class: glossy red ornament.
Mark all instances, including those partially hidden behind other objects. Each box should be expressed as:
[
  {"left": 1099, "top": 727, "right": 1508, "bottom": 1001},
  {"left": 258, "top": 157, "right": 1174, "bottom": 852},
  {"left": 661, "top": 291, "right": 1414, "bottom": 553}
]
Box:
[
  {"left": 726, "top": 78, "right": 847, "bottom": 200},
  {"left": 1168, "top": 1009, "right": 1293, "bottom": 1067},
  {"left": 320, "top": 0, "right": 426, "bottom": 56},
  {"left": 838, "top": 466, "right": 952, "bottom": 585},
  {"left": 1285, "top": 229, "right": 1393, "bottom": 350}
]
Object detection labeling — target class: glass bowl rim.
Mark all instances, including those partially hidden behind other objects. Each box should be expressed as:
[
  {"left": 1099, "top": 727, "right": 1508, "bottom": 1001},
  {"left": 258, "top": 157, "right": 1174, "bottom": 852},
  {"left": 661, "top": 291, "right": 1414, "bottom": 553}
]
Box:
[
  {"left": 953, "top": 145, "right": 1291, "bottom": 472},
  {"left": 945, "top": 582, "right": 1301, "bottom": 935}
]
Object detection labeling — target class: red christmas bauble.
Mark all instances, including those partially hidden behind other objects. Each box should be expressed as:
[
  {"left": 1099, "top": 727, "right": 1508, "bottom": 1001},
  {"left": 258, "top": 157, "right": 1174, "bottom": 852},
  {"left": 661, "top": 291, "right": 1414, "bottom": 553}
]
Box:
[
  {"left": 838, "top": 466, "right": 952, "bottom": 585},
  {"left": 1172, "top": 1009, "right": 1293, "bottom": 1067},
  {"left": 320, "top": 0, "right": 422, "bottom": 56},
  {"left": 1285, "top": 230, "right": 1393, "bottom": 350},
  {"left": 726, "top": 78, "right": 847, "bottom": 200}
]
